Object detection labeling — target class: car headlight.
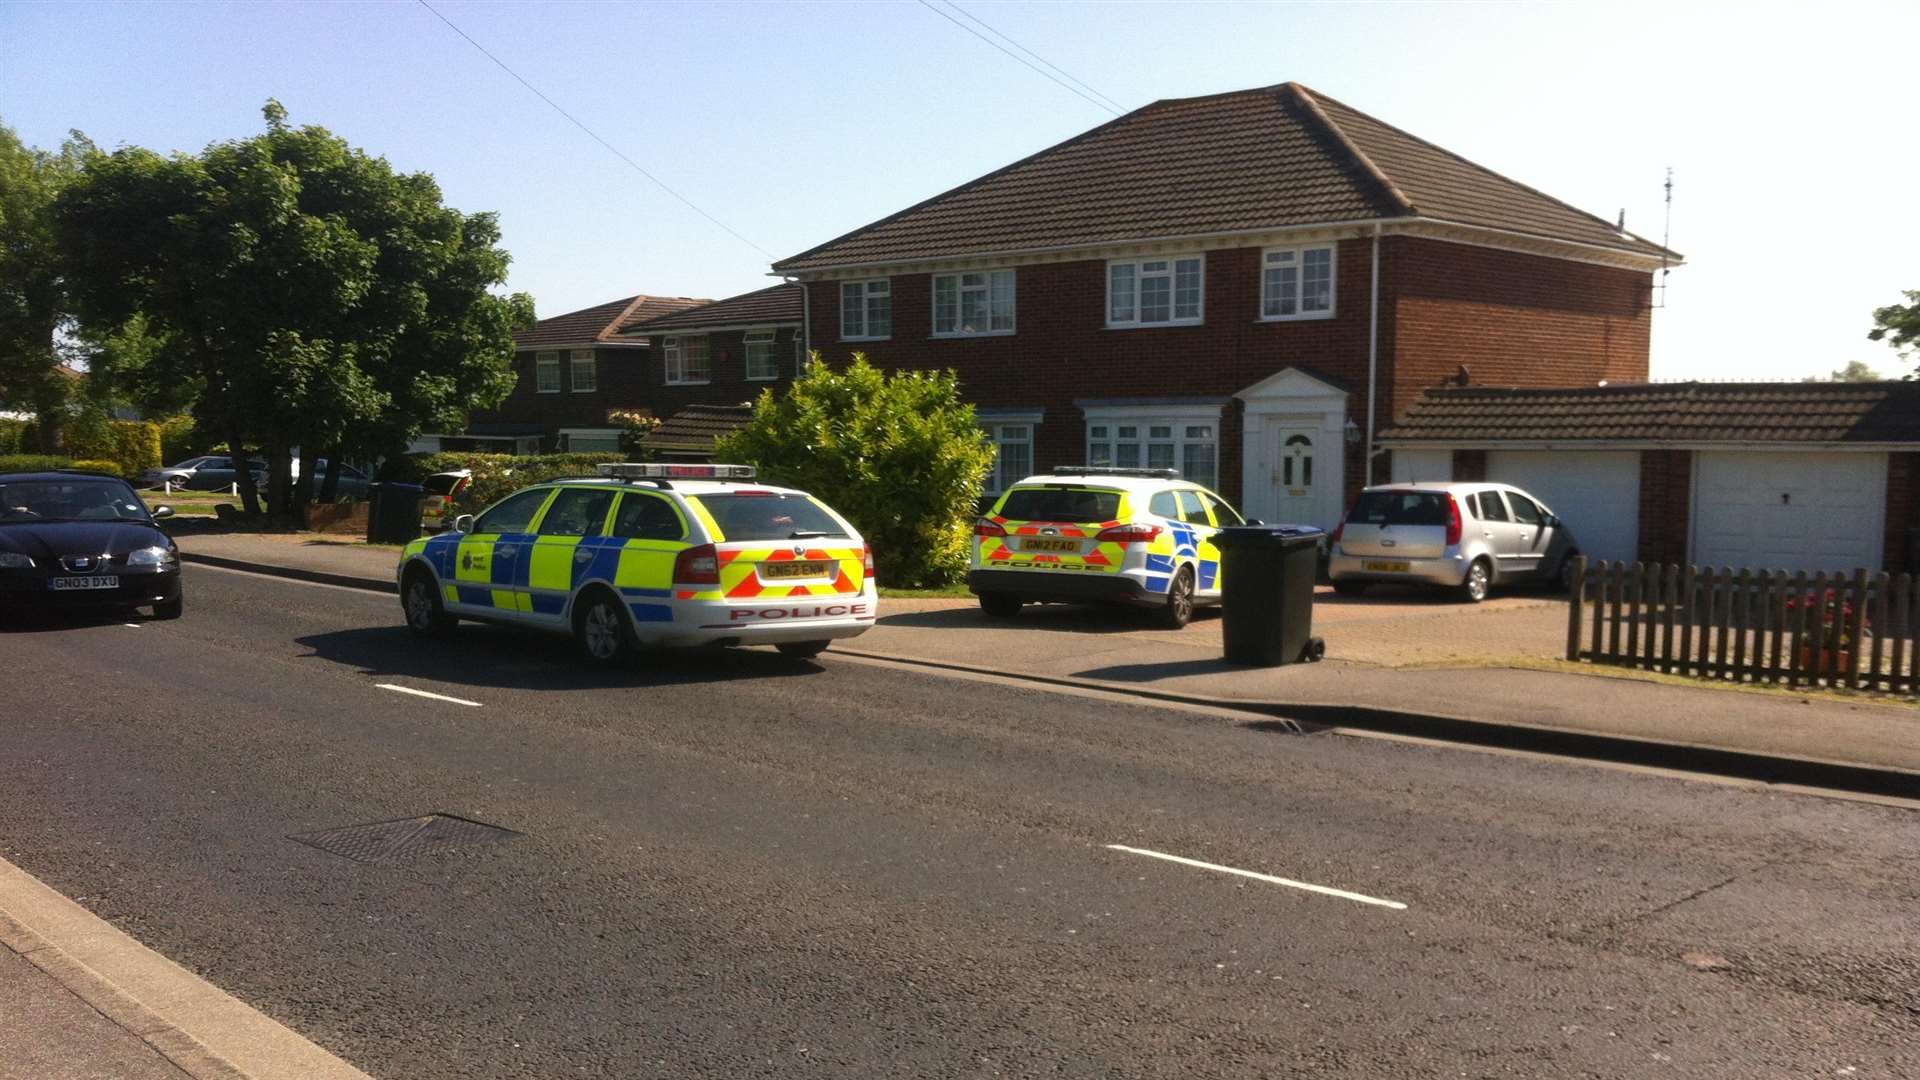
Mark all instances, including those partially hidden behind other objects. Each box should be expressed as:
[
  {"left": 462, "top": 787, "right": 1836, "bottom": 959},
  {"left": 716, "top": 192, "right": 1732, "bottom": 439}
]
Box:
[
  {"left": 0, "top": 552, "right": 33, "bottom": 569},
  {"left": 126, "top": 546, "right": 177, "bottom": 568}
]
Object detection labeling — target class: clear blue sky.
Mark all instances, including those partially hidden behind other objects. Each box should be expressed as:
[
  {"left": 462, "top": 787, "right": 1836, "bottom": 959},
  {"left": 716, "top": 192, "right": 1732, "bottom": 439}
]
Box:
[{"left": 5, "top": 0, "right": 1915, "bottom": 381}]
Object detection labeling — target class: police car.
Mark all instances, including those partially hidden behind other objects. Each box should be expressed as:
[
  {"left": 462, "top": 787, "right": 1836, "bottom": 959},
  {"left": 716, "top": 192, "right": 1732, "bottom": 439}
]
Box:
[
  {"left": 968, "top": 467, "right": 1245, "bottom": 628},
  {"left": 395, "top": 463, "right": 877, "bottom": 663}
]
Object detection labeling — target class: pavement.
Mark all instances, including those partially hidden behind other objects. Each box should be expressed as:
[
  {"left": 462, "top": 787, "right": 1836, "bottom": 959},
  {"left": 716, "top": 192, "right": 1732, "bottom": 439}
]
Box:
[
  {"left": 3, "top": 567, "right": 1917, "bottom": 1078},
  {"left": 172, "top": 531, "right": 1920, "bottom": 789}
]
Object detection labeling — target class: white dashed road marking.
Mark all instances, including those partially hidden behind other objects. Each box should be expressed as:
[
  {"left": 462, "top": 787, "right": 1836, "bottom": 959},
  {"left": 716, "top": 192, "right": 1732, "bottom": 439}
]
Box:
[
  {"left": 1105, "top": 844, "right": 1407, "bottom": 910},
  {"left": 375, "top": 683, "right": 483, "bottom": 708}
]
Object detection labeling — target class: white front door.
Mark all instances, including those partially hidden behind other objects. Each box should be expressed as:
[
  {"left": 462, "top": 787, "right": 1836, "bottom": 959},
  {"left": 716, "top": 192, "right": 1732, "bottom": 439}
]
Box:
[{"left": 1270, "top": 426, "right": 1321, "bottom": 526}]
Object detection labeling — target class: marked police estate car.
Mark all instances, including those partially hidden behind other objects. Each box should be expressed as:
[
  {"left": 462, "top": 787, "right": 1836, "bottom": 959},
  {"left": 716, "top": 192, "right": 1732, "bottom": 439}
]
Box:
[
  {"left": 968, "top": 467, "right": 1245, "bottom": 628},
  {"left": 396, "top": 464, "right": 877, "bottom": 664}
]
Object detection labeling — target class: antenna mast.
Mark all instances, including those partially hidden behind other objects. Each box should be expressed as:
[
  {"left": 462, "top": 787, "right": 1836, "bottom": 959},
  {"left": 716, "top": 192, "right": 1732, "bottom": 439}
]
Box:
[{"left": 1655, "top": 167, "right": 1673, "bottom": 308}]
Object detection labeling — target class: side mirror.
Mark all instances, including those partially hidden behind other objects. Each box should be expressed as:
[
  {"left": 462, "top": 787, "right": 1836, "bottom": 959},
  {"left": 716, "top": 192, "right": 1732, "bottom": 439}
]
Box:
[
  {"left": 150, "top": 505, "right": 174, "bottom": 520},
  {"left": 452, "top": 514, "right": 475, "bottom": 534},
  {"left": 1543, "top": 513, "right": 1560, "bottom": 528},
  {"left": 1244, "top": 518, "right": 1264, "bottom": 526}
]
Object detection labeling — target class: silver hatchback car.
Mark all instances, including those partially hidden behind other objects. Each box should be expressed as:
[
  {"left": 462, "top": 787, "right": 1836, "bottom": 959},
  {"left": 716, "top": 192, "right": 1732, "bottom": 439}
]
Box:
[{"left": 1327, "top": 482, "right": 1580, "bottom": 602}]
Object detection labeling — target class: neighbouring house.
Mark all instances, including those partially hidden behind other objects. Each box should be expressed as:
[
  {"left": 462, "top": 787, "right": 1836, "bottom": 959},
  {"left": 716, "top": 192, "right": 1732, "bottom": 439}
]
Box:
[
  {"left": 617, "top": 282, "right": 807, "bottom": 455},
  {"left": 770, "top": 81, "right": 1679, "bottom": 531},
  {"left": 425, "top": 285, "right": 808, "bottom": 457},
  {"left": 1378, "top": 381, "right": 1920, "bottom": 574},
  {"left": 640, "top": 403, "right": 756, "bottom": 462}
]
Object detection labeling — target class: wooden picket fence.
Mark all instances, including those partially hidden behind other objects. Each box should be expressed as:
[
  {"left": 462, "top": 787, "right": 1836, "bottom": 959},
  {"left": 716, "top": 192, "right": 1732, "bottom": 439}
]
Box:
[{"left": 1565, "top": 557, "right": 1918, "bottom": 694}]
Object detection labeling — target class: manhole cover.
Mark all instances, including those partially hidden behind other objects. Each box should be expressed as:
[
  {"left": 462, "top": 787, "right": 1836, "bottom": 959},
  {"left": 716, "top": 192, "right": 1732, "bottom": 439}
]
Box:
[{"left": 289, "top": 814, "right": 520, "bottom": 864}]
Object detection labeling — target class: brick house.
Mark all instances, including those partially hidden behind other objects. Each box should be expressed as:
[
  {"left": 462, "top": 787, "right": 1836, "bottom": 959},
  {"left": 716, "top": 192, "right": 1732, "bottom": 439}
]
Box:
[
  {"left": 770, "top": 81, "right": 1677, "bottom": 534},
  {"left": 438, "top": 284, "right": 805, "bottom": 455}
]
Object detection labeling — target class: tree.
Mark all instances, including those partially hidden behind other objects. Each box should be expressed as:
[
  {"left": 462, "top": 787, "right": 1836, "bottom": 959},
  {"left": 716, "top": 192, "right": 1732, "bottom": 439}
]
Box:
[
  {"left": 56, "top": 101, "right": 531, "bottom": 521},
  {"left": 0, "top": 123, "right": 91, "bottom": 450},
  {"left": 1869, "top": 290, "right": 1920, "bottom": 366},
  {"left": 713, "top": 354, "right": 995, "bottom": 588},
  {"left": 1804, "top": 360, "right": 1883, "bottom": 383}
]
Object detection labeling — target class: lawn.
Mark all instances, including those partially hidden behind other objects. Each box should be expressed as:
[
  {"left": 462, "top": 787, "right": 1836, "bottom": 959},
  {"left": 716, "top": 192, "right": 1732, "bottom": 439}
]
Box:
[
  {"left": 143, "top": 490, "right": 241, "bottom": 517},
  {"left": 877, "top": 584, "right": 974, "bottom": 599}
]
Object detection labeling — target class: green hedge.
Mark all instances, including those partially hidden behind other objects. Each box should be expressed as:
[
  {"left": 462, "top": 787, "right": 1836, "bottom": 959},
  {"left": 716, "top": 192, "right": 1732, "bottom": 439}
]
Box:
[
  {"left": 378, "top": 452, "right": 610, "bottom": 514},
  {"left": 156, "top": 415, "right": 204, "bottom": 463},
  {"left": 0, "top": 419, "right": 27, "bottom": 455},
  {"left": 0, "top": 454, "right": 74, "bottom": 472},
  {"left": 66, "top": 420, "right": 162, "bottom": 478}
]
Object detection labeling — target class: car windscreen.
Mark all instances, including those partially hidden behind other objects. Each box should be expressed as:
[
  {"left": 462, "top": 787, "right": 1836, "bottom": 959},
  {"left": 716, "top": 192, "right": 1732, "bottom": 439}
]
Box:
[
  {"left": 0, "top": 479, "right": 150, "bottom": 523},
  {"left": 692, "top": 493, "right": 850, "bottom": 541},
  {"left": 995, "top": 487, "right": 1124, "bottom": 524},
  {"left": 422, "top": 474, "right": 467, "bottom": 496},
  {"left": 1349, "top": 490, "right": 1449, "bottom": 527}
]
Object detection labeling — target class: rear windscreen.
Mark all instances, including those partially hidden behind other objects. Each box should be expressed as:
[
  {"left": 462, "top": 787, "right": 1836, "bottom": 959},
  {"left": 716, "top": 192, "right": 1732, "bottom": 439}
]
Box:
[
  {"left": 1350, "top": 491, "right": 1448, "bottom": 527},
  {"left": 996, "top": 487, "right": 1124, "bottom": 524},
  {"left": 693, "top": 493, "right": 849, "bottom": 541},
  {"left": 422, "top": 474, "right": 466, "bottom": 496}
]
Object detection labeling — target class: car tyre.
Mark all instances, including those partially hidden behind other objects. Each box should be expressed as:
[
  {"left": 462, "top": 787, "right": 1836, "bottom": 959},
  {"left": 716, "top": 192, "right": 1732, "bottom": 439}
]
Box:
[
  {"left": 1157, "top": 566, "right": 1196, "bottom": 629},
  {"left": 1458, "top": 558, "right": 1492, "bottom": 604},
  {"left": 573, "top": 590, "right": 635, "bottom": 666},
  {"left": 776, "top": 640, "right": 830, "bottom": 659},
  {"left": 1553, "top": 554, "right": 1579, "bottom": 593},
  {"left": 401, "top": 570, "right": 456, "bottom": 638},
  {"left": 978, "top": 592, "right": 1023, "bottom": 618},
  {"left": 152, "top": 595, "right": 183, "bottom": 620},
  {"left": 1331, "top": 580, "right": 1368, "bottom": 597}
]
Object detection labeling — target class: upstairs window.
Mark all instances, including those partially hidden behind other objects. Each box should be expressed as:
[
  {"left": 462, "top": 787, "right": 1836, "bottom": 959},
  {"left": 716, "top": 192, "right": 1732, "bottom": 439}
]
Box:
[
  {"left": 933, "top": 270, "right": 1015, "bottom": 336},
  {"left": 534, "top": 351, "right": 561, "bottom": 393},
  {"left": 1261, "top": 245, "right": 1335, "bottom": 320},
  {"left": 569, "top": 348, "right": 596, "bottom": 392},
  {"left": 1108, "top": 256, "right": 1203, "bottom": 327},
  {"left": 663, "top": 335, "right": 711, "bottom": 384},
  {"left": 744, "top": 328, "right": 778, "bottom": 381},
  {"left": 841, "top": 279, "right": 891, "bottom": 339}
]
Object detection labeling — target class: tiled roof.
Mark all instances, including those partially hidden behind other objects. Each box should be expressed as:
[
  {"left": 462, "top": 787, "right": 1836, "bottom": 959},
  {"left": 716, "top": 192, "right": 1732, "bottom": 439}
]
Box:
[
  {"left": 1379, "top": 382, "right": 1920, "bottom": 444},
  {"left": 513, "top": 294, "right": 709, "bottom": 349},
  {"left": 642, "top": 404, "right": 755, "bottom": 457},
  {"left": 773, "top": 82, "right": 1673, "bottom": 272},
  {"left": 624, "top": 284, "right": 804, "bottom": 332}
]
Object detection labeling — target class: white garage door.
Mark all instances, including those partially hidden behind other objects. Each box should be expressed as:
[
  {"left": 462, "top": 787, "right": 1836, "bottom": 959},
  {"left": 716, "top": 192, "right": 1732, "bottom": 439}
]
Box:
[
  {"left": 1486, "top": 450, "right": 1641, "bottom": 563},
  {"left": 1693, "top": 452, "right": 1886, "bottom": 574},
  {"left": 1390, "top": 449, "right": 1452, "bottom": 484}
]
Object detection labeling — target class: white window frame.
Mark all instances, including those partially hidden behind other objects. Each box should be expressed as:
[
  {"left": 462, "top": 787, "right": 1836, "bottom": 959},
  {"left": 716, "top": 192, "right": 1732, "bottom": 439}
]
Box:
[
  {"left": 840, "top": 279, "right": 892, "bottom": 341},
  {"left": 978, "top": 411, "right": 1041, "bottom": 494},
  {"left": 1082, "top": 404, "right": 1222, "bottom": 488},
  {"left": 534, "top": 351, "right": 561, "bottom": 394},
  {"left": 1106, "top": 255, "right": 1205, "bottom": 329},
  {"left": 932, "top": 269, "right": 1016, "bottom": 337},
  {"left": 569, "top": 348, "right": 597, "bottom": 392},
  {"left": 1259, "top": 244, "right": 1337, "bottom": 321},
  {"left": 663, "top": 335, "right": 711, "bottom": 385},
  {"left": 744, "top": 328, "right": 779, "bottom": 381}
]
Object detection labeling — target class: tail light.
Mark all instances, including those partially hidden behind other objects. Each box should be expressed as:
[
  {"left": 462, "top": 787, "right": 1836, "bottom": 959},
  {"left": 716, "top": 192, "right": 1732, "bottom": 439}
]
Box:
[
  {"left": 1445, "top": 495, "right": 1463, "bottom": 547},
  {"left": 1331, "top": 496, "right": 1358, "bottom": 545},
  {"left": 862, "top": 542, "right": 875, "bottom": 576},
  {"left": 1095, "top": 523, "right": 1162, "bottom": 545},
  {"left": 974, "top": 518, "right": 1007, "bottom": 538},
  {"left": 673, "top": 543, "right": 720, "bottom": 585}
]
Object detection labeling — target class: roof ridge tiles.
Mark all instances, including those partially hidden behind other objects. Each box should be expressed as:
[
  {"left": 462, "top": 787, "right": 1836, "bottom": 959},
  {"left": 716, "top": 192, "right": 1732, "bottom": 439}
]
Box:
[{"left": 1284, "top": 83, "right": 1416, "bottom": 216}]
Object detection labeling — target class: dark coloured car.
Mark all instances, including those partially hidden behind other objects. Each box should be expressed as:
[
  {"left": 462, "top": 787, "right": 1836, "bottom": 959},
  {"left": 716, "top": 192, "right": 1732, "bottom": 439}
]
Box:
[{"left": 0, "top": 471, "right": 183, "bottom": 620}]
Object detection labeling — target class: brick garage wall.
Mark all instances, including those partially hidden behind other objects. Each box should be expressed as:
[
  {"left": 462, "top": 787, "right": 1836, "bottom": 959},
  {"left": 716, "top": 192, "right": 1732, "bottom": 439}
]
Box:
[
  {"left": 1886, "top": 452, "right": 1920, "bottom": 574},
  {"left": 1384, "top": 237, "right": 1653, "bottom": 418},
  {"left": 1637, "top": 449, "right": 1691, "bottom": 565},
  {"left": 804, "top": 241, "right": 1378, "bottom": 511}
]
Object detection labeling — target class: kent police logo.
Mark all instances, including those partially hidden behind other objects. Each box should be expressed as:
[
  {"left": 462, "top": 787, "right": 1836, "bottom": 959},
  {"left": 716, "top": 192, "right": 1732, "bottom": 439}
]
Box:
[{"left": 461, "top": 551, "right": 473, "bottom": 571}]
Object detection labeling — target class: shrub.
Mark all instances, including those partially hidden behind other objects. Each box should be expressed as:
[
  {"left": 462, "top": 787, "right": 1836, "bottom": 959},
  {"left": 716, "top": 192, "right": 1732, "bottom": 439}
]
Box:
[
  {"left": 0, "top": 419, "right": 27, "bottom": 455},
  {"left": 0, "top": 454, "right": 74, "bottom": 472},
  {"left": 455, "top": 454, "right": 610, "bottom": 512},
  {"left": 66, "top": 419, "right": 162, "bottom": 477},
  {"left": 712, "top": 354, "right": 994, "bottom": 588},
  {"left": 69, "top": 458, "right": 121, "bottom": 475},
  {"left": 156, "top": 415, "right": 204, "bottom": 463}
]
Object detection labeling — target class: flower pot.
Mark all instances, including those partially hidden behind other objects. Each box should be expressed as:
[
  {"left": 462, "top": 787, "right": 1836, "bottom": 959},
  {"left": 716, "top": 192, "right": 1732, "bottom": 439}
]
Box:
[{"left": 1795, "top": 645, "right": 1851, "bottom": 672}]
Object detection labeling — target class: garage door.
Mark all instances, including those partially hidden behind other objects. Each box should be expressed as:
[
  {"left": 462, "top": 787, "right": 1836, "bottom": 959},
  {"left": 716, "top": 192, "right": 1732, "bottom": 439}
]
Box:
[
  {"left": 1390, "top": 449, "right": 1452, "bottom": 484},
  {"left": 1486, "top": 451, "right": 1641, "bottom": 563},
  {"left": 1693, "top": 452, "right": 1886, "bottom": 574}
]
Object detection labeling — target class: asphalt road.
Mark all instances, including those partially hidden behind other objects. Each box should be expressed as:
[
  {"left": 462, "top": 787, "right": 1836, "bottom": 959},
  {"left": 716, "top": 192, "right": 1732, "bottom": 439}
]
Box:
[{"left": 2, "top": 566, "right": 1916, "bottom": 1079}]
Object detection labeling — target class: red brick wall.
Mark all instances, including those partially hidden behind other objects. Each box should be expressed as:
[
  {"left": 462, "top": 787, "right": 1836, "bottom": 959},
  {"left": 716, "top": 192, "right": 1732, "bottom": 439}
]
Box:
[
  {"left": 1886, "top": 452, "right": 1919, "bottom": 574},
  {"left": 1383, "top": 237, "right": 1652, "bottom": 418},
  {"left": 472, "top": 328, "right": 802, "bottom": 449},
  {"left": 1636, "top": 449, "right": 1691, "bottom": 565}
]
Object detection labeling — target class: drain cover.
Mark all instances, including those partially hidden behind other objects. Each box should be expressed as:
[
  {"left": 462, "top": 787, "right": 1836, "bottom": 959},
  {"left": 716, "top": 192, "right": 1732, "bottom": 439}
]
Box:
[{"left": 290, "top": 814, "right": 520, "bottom": 864}]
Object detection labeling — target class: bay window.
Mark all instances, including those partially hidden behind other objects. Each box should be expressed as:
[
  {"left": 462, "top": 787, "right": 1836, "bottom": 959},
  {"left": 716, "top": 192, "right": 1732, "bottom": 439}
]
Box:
[
  {"left": 1261, "top": 244, "right": 1335, "bottom": 319},
  {"left": 933, "top": 270, "right": 1015, "bottom": 336},
  {"left": 840, "top": 279, "right": 891, "bottom": 339},
  {"left": 1108, "top": 255, "right": 1203, "bottom": 327}
]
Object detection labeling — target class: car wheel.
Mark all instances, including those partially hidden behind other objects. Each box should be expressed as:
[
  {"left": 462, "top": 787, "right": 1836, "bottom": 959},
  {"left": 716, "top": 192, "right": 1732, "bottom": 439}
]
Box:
[
  {"left": 152, "top": 595, "right": 183, "bottom": 620},
  {"left": 1458, "top": 558, "right": 1492, "bottom": 604},
  {"left": 776, "top": 640, "right": 830, "bottom": 659},
  {"left": 573, "top": 591, "right": 635, "bottom": 665},
  {"left": 1332, "top": 580, "right": 1368, "bottom": 597},
  {"left": 978, "top": 592, "right": 1023, "bottom": 618},
  {"left": 1553, "top": 554, "right": 1579, "bottom": 593},
  {"left": 1157, "top": 566, "right": 1196, "bottom": 628},
  {"left": 401, "top": 570, "right": 455, "bottom": 637}
]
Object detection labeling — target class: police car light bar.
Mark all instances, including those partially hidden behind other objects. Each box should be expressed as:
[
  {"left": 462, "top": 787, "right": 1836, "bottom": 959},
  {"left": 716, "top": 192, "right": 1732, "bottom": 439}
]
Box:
[
  {"left": 597, "top": 462, "right": 757, "bottom": 481},
  {"left": 1050, "top": 466, "right": 1181, "bottom": 480}
]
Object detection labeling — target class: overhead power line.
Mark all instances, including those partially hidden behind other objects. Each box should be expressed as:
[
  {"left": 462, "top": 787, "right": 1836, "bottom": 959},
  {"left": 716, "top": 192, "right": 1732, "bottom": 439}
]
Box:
[
  {"left": 941, "top": 1, "right": 1128, "bottom": 114},
  {"left": 914, "top": 0, "right": 1124, "bottom": 116},
  {"left": 415, "top": 0, "right": 774, "bottom": 260}
]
